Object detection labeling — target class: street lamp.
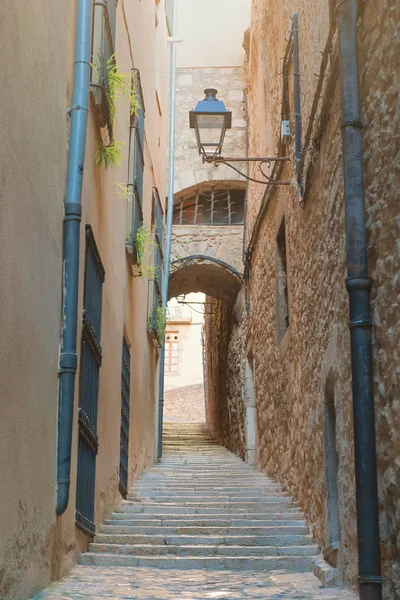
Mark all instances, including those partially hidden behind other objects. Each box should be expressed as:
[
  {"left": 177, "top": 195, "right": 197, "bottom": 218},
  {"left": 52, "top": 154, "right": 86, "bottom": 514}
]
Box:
[
  {"left": 189, "top": 89, "right": 290, "bottom": 185},
  {"left": 189, "top": 88, "right": 232, "bottom": 159}
]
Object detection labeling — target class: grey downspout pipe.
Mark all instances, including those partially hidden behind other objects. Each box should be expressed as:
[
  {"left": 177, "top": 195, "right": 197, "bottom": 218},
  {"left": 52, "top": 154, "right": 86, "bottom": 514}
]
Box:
[
  {"left": 292, "top": 13, "right": 303, "bottom": 198},
  {"left": 337, "top": 1, "right": 383, "bottom": 598},
  {"left": 157, "top": 0, "right": 178, "bottom": 459},
  {"left": 57, "top": 0, "right": 91, "bottom": 516}
]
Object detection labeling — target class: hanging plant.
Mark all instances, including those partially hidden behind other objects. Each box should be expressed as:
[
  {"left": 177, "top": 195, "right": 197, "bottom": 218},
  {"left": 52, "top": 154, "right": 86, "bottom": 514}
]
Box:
[
  {"left": 95, "top": 140, "right": 123, "bottom": 169},
  {"left": 92, "top": 54, "right": 140, "bottom": 169},
  {"left": 147, "top": 306, "right": 166, "bottom": 344},
  {"left": 125, "top": 225, "right": 160, "bottom": 279}
]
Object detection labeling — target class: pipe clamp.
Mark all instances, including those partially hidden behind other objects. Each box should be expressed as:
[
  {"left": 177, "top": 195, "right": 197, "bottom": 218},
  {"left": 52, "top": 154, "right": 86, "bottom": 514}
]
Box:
[
  {"left": 64, "top": 203, "right": 82, "bottom": 221},
  {"left": 346, "top": 276, "right": 372, "bottom": 292},
  {"left": 349, "top": 318, "right": 374, "bottom": 329},
  {"left": 59, "top": 352, "right": 78, "bottom": 373},
  {"left": 358, "top": 576, "right": 385, "bottom": 584}
]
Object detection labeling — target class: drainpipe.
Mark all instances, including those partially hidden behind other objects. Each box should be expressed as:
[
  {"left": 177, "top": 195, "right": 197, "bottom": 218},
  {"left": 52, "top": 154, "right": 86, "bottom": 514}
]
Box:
[
  {"left": 337, "top": 1, "right": 383, "bottom": 598},
  {"left": 157, "top": 0, "right": 178, "bottom": 459},
  {"left": 292, "top": 12, "right": 303, "bottom": 198},
  {"left": 56, "top": 0, "right": 91, "bottom": 516}
]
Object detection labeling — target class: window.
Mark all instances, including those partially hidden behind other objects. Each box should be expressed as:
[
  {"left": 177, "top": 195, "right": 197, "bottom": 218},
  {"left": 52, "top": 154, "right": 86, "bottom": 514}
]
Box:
[
  {"left": 127, "top": 70, "right": 145, "bottom": 258},
  {"left": 146, "top": 189, "right": 164, "bottom": 344},
  {"left": 276, "top": 217, "right": 289, "bottom": 340},
  {"left": 153, "top": 187, "right": 164, "bottom": 295},
  {"left": 173, "top": 187, "right": 245, "bottom": 225},
  {"left": 91, "top": 0, "right": 117, "bottom": 136},
  {"left": 119, "top": 337, "right": 131, "bottom": 499},
  {"left": 165, "top": 332, "right": 179, "bottom": 373},
  {"left": 75, "top": 226, "right": 105, "bottom": 535}
]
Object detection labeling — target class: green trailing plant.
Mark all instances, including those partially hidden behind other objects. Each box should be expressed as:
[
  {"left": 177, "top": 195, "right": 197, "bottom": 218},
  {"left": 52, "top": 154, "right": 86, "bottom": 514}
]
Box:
[
  {"left": 92, "top": 54, "right": 140, "bottom": 117},
  {"left": 125, "top": 225, "right": 161, "bottom": 279},
  {"left": 116, "top": 182, "right": 130, "bottom": 202},
  {"left": 156, "top": 307, "right": 167, "bottom": 342},
  {"left": 95, "top": 140, "right": 123, "bottom": 169},
  {"left": 147, "top": 306, "right": 167, "bottom": 343},
  {"left": 92, "top": 54, "right": 140, "bottom": 169}
]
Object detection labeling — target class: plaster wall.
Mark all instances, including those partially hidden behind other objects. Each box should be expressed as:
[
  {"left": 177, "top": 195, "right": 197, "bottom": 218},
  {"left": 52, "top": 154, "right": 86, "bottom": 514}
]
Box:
[
  {"left": 164, "top": 294, "right": 205, "bottom": 392},
  {"left": 0, "top": 1, "right": 73, "bottom": 597},
  {"left": 164, "top": 323, "right": 203, "bottom": 391},
  {"left": 0, "top": 0, "right": 169, "bottom": 597},
  {"left": 54, "top": 0, "right": 170, "bottom": 580},
  {"left": 176, "top": 0, "right": 251, "bottom": 68}
]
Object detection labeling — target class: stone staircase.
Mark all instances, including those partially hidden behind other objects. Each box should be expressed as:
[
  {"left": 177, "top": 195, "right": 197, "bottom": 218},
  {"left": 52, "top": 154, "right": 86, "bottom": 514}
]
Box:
[{"left": 79, "top": 422, "right": 319, "bottom": 571}]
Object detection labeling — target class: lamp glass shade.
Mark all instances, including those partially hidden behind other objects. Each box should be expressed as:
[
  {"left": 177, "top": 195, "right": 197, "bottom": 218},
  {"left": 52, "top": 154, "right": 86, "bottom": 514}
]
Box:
[
  {"left": 189, "top": 89, "right": 232, "bottom": 157},
  {"left": 196, "top": 114, "right": 227, "bottom": 156}
]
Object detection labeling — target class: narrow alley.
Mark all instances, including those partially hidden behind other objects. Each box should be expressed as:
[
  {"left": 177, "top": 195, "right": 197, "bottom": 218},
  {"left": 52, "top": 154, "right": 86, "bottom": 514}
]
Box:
[
  {"left": 32, "top": 424, "right": 356, "bottom": 600},
  {"left": 1, "top": 0, "right": 398, "bottom": 599}
]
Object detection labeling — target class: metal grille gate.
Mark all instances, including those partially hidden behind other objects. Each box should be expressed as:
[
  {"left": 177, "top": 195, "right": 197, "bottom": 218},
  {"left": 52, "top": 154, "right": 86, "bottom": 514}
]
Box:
[
  {"left": 119, "top": 338, "right": 131, "bottom": 498},
  {"left": 75, "top": 225, "right": 105, "bottom": 535}
]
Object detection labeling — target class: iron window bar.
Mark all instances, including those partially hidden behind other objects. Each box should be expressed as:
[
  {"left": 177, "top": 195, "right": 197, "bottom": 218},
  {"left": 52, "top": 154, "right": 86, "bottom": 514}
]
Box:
[
  {"left": 119, "top": 338, "right": 131, "bottom": 498},
  {"left": 90, "top": 1, "right": 117, "bottom": 138},
  {"left": 75, "top": 226, "right": 105, "bottom": 537},
  {"left": 173, "top": 187, "right": 245, "bottom": 226}
]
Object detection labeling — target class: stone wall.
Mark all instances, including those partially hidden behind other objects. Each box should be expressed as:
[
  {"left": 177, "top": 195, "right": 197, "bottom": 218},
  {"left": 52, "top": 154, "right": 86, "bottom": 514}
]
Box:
[
  {"left": 203, "top": 296, "right": 246, "bottom": 460},
  {"left": 175, "top": 67, "right": 247, "bottom": 195},
  {"left": 240, "top": 0, "right": 400, "bottom": 596},
  {"left": 171, "top": 225, "right": 244, "bottom": 274}
]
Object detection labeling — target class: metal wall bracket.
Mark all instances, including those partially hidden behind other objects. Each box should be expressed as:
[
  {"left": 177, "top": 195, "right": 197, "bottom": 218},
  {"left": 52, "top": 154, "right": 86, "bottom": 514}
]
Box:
[{"left": 203, "top": 156, "right": 291, "bottom": 186}]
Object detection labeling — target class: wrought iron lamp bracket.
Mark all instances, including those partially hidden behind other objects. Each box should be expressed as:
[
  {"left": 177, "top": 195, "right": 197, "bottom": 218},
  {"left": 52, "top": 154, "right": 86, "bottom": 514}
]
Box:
[{"left": 202, "top": 155, "right": 291, "bottom": 186}]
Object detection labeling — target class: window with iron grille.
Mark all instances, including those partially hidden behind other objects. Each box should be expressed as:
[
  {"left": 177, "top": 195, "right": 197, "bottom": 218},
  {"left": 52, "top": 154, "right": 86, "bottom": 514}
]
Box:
[
  {"left": 119, "top": 337, "right": 131, "bottom": 498},
  {"left": 91, "top": 0, "right": 117, "bottom": 136},
  {"left": 127, "top": 70, "right": 145, "bottom": 259},
  {"left": 165, "top": 332, "right": 179, "bottom": 374},
  {"left": 173, "top": 187, "right": 246, "bottom": 225},
  {"left": 76, "top": 226, "right": 105, "bottom": 536},
  {"left": 153, "top": 187, "right": 164, "bottom": 296},
  {"left": 147, "top": 189, "right": 164, "bottom": 344}
]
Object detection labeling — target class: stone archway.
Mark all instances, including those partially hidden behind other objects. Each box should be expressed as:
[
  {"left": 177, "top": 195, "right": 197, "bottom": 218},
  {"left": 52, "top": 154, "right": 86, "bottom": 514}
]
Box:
[
  {"left": 170, "top": 180, "right": 245, "bottom": 305},
  {"left": 168, "top": 255, "right": 242, "bottom": 305}
]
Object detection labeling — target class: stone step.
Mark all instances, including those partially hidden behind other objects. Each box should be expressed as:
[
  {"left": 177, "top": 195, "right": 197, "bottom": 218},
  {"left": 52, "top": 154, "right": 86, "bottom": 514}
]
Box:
[
  {"left": 104, "top": 518, "right": 307, "bottom": 533},
  {"left": 106, "top": 517, "right": 306, "bottom": 527},
  {"left": 122, "top": 499, "right": 295, "bottom": 507},
  {"left": 98, "top": 524, "right": 309, "bottom": 536},
  {"left": 131, "top": 493, "right": 290, "bottom": 501},
  {"left": 81, "top": 426, "right": 322, "bottom": 575},
  {"left": 110, "top": 512, "right": 304, "bottom": 522},
  {"left": 132, "top": 487, "right": 283, "bottom": 494},
  {"left": 139, "top": 475, "right": 269, "bottom": 480},
  {"left": 79, "top": 553, "right": 317, "bottom": 571},
  {"left": 88, "top": 543, "right": 318, "bottom": 557},
  {"left": 94, "top": 533, "right": 314, "bottom": 547},
  {"left": 133, "top": 482, "right": 280, "bottom": 488},
  {"left": 116, "top": 503, "right": 300, "bottom": 514}
]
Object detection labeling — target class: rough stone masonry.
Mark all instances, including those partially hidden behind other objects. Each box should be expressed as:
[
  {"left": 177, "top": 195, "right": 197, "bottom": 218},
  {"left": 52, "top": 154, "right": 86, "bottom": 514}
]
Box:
[{"left": 204, "top": 1, "right": 400, "bottom": 598}]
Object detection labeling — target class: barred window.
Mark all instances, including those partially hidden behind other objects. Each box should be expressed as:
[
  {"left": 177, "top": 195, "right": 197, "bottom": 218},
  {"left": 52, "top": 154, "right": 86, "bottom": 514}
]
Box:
[{"left": 173, "top": 187, "right": 245, "bottom": 225}]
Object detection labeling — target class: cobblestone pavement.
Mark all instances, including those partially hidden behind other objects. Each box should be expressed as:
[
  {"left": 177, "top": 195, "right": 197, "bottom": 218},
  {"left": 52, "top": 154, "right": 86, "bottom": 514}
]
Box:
[
  {"left": 32, "top": 566, "right": 357, "bottom": 599},
  {"left": 164, "top": 384, "right": 205, "bottom": 422}
]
